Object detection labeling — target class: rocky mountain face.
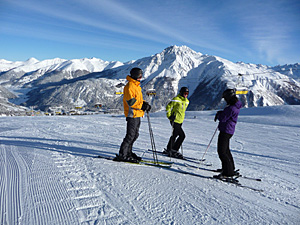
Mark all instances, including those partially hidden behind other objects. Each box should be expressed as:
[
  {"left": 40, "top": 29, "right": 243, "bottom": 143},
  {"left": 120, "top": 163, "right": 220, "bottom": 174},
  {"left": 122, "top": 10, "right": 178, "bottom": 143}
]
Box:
[
  {"left": 0, "top": 85, "right": 27, "bottom": 116},
  {"left": 0, "top": 46, "right": 299, "bottom": 114}
]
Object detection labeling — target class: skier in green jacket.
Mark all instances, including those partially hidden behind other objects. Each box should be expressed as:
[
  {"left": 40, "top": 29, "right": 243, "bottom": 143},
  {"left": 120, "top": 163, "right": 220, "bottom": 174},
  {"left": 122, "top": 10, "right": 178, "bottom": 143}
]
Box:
[{"left": 163, "top": 87, "right": 189, "bottom": 158}]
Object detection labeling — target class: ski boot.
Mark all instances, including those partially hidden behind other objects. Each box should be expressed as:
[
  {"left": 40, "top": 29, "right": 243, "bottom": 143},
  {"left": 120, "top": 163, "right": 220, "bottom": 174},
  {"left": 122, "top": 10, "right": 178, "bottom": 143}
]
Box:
[
  {"left": 113, "top": 154, "right": 139, "bottom": 163},
  {"left": 131, "top": 152, "right": 142, "bottom": 162},
  {"left": 163, "top": 149, "right": 184, "bottom": 159}
]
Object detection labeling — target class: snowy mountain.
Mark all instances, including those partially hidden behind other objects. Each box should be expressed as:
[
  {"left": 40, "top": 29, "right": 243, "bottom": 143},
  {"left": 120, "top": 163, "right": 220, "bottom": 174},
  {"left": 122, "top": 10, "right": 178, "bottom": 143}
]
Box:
[
  {"left": 0, "top": 57, "right": 124, "bottom": 114},
  {"left": 0, "top": 85, "right": 28, "bottom": 116},
  {"left": 272, "top": 63, "right": 300, "bottom": 81},
  {"left": 0, "top": 57, "right": 124, "bottom": 86},
  {"left": 0, "top": 46, "right": 299, "bottom": 113}
]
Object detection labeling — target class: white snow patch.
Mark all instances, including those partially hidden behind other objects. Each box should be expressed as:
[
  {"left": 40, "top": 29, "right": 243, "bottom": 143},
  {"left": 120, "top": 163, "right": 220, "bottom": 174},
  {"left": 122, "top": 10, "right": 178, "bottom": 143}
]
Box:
[{"left": 0, "top": 105, "right": 299, "bottom": 224}]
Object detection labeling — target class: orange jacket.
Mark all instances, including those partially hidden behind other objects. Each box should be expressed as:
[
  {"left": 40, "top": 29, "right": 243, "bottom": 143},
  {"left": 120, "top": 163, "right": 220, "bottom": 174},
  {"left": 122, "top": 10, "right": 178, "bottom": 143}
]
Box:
[{"left": 123, "top": 75, "right": 144, "bottom": 118}]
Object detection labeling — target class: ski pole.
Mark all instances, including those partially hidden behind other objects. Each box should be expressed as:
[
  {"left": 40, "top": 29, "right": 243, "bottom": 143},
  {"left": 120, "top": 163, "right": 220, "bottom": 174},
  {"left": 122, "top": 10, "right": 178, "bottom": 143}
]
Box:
[
  {"left": 170, "top": 121, "right": 174, "bottom": 149},
  {"left": 199, "top": 126, "right": 218, "bottom": 163},
  {"left": 168, "top": 121, "right": 175, "bottom": 160},
  {"left": 146, "top": 112, "right": 158, "bottom": 164}
]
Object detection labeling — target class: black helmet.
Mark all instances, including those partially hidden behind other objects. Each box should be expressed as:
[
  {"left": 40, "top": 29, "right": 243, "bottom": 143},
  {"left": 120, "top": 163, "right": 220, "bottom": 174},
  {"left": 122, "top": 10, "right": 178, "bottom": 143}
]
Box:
[
  {"left": 130, "top": 67, "right": 143, "bottom": 80},
  {"left": 179, "top": 87, "right": 189, "bottom": 96},
  {"left": 222, "top": 89, "right": 236, "bottom": 102}
]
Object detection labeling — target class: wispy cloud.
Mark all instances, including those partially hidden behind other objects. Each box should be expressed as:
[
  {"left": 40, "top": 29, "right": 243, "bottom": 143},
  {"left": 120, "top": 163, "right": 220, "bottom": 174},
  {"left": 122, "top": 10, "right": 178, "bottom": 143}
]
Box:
[
  {"left": 232, "top": 0, "right": 300, "bottom": 64},
  {"left": 1, "top": 0, "right": 167, "bottom": 45},
  {"left": 1, "top": 0, "right": 299, "bottom": 64},
  {"left": 3, "top": 0, "right": 232, "bottom": 53}
]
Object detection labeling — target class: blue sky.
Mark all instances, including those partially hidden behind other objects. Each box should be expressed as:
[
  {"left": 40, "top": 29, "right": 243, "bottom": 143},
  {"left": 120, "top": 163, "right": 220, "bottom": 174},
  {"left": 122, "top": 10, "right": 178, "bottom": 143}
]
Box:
[{"left": 1, "top": 0, "right": 299, "bottom": 66}]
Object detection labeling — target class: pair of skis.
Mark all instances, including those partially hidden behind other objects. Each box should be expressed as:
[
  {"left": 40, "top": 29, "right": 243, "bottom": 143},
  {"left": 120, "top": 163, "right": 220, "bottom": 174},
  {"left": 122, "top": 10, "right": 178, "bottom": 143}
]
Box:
[
  {"left": 95, "top": 152, "right": 263, "bottom": 192},
  {"left": 148, "top": 149, "right": 212, "bottom": 166},
  {"left": 184, "top": 163, "right": 262, "bottom": 182},
  {"left": 147, "top": 149, "right": 263, "bottom": 192},
  {"left": 212, "top": 175, "right": 263, "bottom": 192},
  {"left": 95, "top": 155, "right": 172, "bottom": 168}
]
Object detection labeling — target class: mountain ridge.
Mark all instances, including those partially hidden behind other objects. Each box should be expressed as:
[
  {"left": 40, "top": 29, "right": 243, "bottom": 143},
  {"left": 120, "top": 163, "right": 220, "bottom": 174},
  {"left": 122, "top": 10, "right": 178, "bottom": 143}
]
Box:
[{"left": 0, "top": 45, "right": 299, "bottom": 114}]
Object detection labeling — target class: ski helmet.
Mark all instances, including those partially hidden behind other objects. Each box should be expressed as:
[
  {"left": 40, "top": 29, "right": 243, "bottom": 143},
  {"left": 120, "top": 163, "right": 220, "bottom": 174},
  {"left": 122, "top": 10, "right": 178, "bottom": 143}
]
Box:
[
  {"left": 130, "top": 67, "right": 143, "bottom": 80},
  {"left": 222, "top": 89, "right": 236, "bottom": 102},
  {"left": 179, "top": 87, "right": 189, "bottom": 96}
]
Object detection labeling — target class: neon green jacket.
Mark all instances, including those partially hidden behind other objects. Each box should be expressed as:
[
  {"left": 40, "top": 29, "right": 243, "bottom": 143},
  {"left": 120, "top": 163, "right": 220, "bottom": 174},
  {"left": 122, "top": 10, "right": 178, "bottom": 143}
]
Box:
[{"left": 166, "top": 94, "right": 189, "bottom": 124}]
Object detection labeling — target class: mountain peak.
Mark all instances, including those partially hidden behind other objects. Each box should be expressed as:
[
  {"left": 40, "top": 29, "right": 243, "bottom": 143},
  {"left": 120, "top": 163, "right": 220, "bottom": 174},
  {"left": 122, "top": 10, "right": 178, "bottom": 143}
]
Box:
[
  {"left": 163, "top": 45, "right": 202, "bottom": 55},
  {"left": 26, "top": 57, "right": 39, "bottom": 64}
]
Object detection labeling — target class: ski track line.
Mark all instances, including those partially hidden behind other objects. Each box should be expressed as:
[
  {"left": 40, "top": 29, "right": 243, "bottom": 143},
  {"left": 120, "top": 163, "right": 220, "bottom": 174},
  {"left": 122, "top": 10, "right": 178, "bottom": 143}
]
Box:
[
  {"left": 52, "top": 151, "right": 136, "bottom": 224},
  {"left": 24, "top": 147, "right": 79, "bottom": 225},
  {"left": 0, "top": 142, "right": 79, "bottom": 225},
  {"left": 0, "top": 144, "right": 24, "bottom": 225},
  {"left": 36, "top": 122, "right": 149, "bottom": 224}
]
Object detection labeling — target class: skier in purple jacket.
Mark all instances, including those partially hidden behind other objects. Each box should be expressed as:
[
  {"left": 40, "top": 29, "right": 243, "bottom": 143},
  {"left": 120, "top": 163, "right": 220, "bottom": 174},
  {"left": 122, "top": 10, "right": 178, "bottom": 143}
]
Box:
[{"left": 214, "top": 89, "right": 242, "bottom": 178}]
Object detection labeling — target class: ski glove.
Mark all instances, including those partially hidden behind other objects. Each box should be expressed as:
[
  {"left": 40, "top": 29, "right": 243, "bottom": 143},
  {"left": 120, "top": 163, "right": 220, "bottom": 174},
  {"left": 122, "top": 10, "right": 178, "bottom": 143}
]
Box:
[
  {"left": 141, "top": 101, "right": 151, "bottom": 112},
  {"left": 168, "top": 114, "right": 176, "bottom": 122},
  {"left": 214, "top": 111, "right": 222, "bottom": 122}
]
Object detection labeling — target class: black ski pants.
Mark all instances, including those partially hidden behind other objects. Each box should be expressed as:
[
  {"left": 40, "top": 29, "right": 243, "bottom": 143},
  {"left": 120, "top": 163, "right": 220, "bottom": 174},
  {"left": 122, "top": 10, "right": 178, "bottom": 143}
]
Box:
[
  {"left": 217, "top": 132, "right": 235, "bottom": 176},
  {"left": 119, "top": 117, "right": 141, "bottom": 158},
  {"left": 167, "top": 122, "right": 185, "bottom": 151}
]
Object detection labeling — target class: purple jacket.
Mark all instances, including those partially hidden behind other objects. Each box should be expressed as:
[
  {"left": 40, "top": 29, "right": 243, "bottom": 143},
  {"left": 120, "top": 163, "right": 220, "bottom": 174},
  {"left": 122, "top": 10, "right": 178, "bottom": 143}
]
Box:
[{"left": 217, "top": 100, "right": 242, "bottom": 135}]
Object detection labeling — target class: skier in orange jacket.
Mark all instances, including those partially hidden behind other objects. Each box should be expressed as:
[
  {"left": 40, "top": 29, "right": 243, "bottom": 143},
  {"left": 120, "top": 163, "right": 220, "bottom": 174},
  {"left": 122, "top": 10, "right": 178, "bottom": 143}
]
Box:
[{"left": 114, "top": 67, "right": 151, "bottom": 163}]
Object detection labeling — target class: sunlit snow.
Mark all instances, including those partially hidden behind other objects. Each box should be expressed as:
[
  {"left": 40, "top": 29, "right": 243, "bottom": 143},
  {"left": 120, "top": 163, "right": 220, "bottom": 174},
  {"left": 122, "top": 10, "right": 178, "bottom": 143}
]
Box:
[{"left": 1, "top": 105, "right": 299, "bottom": 224}]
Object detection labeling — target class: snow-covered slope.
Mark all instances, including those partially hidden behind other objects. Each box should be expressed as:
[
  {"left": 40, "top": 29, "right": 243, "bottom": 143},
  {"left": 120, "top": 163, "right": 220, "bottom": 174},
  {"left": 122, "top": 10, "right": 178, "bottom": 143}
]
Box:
[
  {"left": 0, "top": 85, "right": 28, "bottom": 116},
  {"left": 0, "top": 58, "right": 41, "bottom": 72},
  {"left": 272, "top": 63, "right": 300, "bottom": 81},
  {"left": 0, "top": 46, "right": 299, "bottom": 112},
  {"left": 1, "top": 105, "right": 299, "bottom": 224},
  {"left": 0, "top": 57, "right": 124, "bottom": 113},
  {"left": 0, "top": 57, "right": 123, "bottom": 86}
]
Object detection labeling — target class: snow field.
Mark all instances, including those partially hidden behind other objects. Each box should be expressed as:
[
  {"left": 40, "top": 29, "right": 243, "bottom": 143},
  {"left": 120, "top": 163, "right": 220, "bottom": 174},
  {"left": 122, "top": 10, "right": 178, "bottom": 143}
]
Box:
[{"left": 0, "top": 105, "right": 299, "bottom": 224}]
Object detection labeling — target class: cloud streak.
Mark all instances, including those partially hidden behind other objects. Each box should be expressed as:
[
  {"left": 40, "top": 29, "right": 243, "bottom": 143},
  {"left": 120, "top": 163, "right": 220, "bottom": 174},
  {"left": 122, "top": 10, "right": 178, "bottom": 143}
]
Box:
[
  {"left": 232, "top": 0, "right": 300, "bottom": 64},
  {"left": 3, "top": 0, "right": 232, "bottom": 53},
  {"left": 1, "top": 0, "right": 299, "bottom": 65}
]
